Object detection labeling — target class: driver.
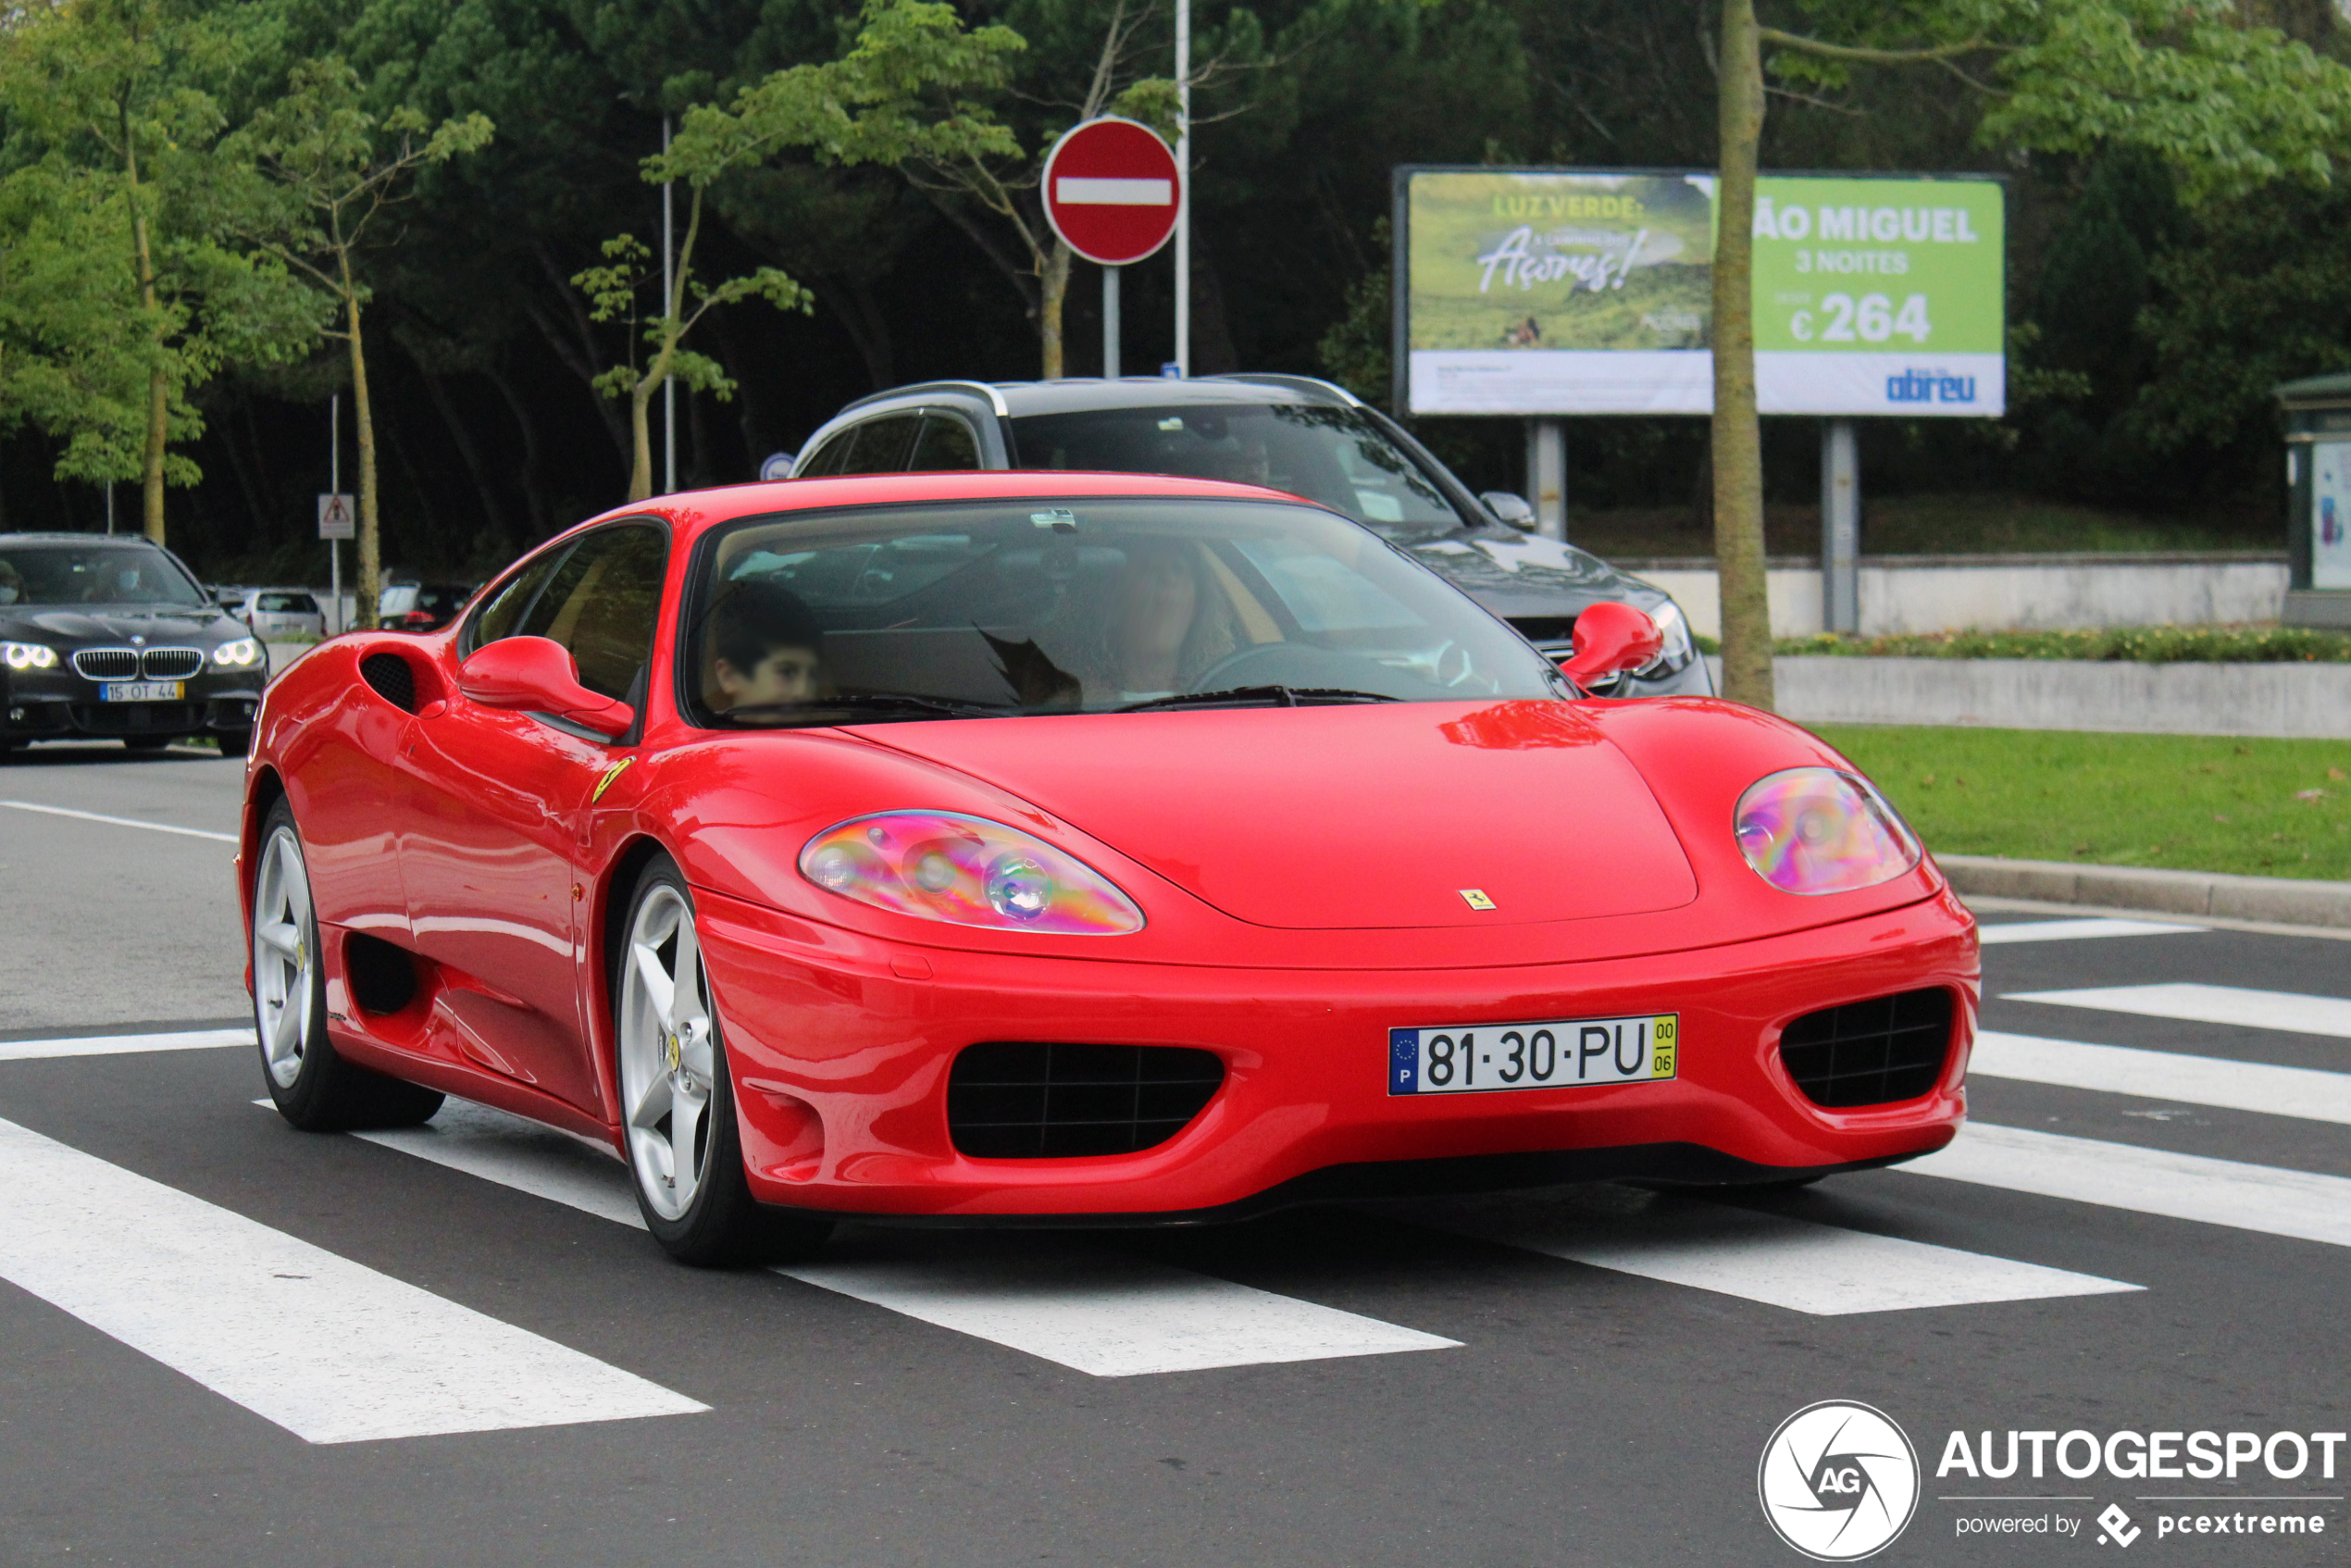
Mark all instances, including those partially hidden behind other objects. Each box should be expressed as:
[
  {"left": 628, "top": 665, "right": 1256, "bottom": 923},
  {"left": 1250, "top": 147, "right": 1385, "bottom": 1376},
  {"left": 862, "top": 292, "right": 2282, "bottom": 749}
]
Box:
[
  {"left": 707, "top": 581, "right": 824, "bottom": 720},
  {"left": 1096, "top": 537, "right": 1238, "bottom": 702}
]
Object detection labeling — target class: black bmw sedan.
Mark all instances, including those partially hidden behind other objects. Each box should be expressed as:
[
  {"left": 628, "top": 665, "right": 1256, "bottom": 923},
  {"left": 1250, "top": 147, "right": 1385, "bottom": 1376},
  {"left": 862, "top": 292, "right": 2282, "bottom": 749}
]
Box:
[{"left": 0, "top": 533, "right": 267, "bottom": 757}]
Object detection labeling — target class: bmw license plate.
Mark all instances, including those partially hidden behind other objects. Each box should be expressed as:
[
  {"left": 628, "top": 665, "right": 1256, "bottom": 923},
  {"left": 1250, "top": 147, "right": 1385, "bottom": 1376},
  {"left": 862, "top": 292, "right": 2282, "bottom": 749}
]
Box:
[
  {"left": 100, "top": 680, "right": 183, "bottom": 702},
  {"left": 1388, "top": 1014, "right": 1678, "bottom": 1096}
]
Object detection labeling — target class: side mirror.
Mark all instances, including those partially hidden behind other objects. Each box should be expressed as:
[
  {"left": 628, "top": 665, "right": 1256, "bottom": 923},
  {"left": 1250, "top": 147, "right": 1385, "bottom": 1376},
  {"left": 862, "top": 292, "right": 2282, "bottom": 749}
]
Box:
[
  {"left": 1558, "top": 602, "right": 1664, "bottom": 690},
  {"left": 1481, "top": 491, "right": 1538, "bottom": 532},
  {"left": 457, "top": 636, "right": 635, "bottom": 739}
]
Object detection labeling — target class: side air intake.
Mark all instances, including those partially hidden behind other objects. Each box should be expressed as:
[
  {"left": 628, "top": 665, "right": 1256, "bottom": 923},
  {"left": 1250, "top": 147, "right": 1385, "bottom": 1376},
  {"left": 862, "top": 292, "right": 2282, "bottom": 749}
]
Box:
[{"left": 359, "top": 653, "right": 417, "bottom": 713}]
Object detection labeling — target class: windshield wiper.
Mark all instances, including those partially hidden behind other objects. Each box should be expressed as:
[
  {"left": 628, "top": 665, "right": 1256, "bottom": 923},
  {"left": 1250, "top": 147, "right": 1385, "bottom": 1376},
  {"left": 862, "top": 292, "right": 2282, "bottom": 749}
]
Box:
[
  {"left": 726, "top": 692, "right": 1013, "bottom": 725},
  {"left": 1116, "top": 684, "right": 1399, "bottom": 714}
]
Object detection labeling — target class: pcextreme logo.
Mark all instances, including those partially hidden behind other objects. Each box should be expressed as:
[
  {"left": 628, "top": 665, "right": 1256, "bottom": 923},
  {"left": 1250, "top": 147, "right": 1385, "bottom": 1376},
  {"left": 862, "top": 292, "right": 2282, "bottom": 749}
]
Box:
[{"left": 1759, "top": 1400, "right": 1922, "bottom": 1562}]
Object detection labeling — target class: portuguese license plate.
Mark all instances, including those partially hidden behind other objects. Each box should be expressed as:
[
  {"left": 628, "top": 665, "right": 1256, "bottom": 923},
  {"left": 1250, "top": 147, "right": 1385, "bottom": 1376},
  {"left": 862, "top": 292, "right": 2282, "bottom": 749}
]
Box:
[
  {"left": 101, "top": 680, "right": 183, "bottom": 702},
  {"left": 1388, "top": 1014, "right": 1678, "bottom": 1096}
]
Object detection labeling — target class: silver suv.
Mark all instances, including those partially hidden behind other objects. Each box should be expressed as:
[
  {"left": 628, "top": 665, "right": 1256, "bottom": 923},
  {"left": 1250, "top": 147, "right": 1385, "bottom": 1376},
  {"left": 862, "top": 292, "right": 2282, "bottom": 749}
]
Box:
[{"left": 790, "top": 374, "right": 1706, "bottom": 695}]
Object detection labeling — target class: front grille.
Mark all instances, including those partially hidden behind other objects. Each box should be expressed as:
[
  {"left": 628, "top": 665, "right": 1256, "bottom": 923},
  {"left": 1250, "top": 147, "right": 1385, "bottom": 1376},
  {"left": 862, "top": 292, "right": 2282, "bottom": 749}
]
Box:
[
  {"left": 142, "top": 647, "right": 204, "bottom": 679},
  {"left": 1779, "top": 989, "right": 1954, "bottom": 1109},
  {"left": 72, "top": 648, "right": 139, "bottom": 680},
  {"left": 359, "top": 653, "right": 417, "bottom": 713},
  {"left": 948, "top": 1042, "right": 1225, "bottom": 1158}
]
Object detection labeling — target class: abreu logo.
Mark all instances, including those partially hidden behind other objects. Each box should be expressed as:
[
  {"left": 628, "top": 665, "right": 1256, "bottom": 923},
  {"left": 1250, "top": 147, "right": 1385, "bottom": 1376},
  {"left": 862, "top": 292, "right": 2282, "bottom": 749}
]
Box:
[{"left": 1760, "top": 1400, "right": 1922, "bottom": 1561}]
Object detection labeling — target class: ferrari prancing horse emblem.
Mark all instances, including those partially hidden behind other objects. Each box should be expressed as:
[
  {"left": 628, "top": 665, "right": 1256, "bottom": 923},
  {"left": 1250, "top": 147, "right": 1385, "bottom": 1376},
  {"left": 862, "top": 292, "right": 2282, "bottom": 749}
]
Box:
[
  {"left": 1459, "top": 889, "right": 1497, "bottom": 911},
  {"left": 592, "top": 757, "right": 635, "bottom": 803}
]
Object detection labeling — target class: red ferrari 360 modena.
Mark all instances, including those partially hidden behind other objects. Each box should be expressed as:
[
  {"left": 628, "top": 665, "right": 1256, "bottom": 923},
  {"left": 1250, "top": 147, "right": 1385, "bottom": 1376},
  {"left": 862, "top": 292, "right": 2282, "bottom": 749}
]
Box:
[{"left": 240, "top": 471, "right": 1976, "bottom": 1264}]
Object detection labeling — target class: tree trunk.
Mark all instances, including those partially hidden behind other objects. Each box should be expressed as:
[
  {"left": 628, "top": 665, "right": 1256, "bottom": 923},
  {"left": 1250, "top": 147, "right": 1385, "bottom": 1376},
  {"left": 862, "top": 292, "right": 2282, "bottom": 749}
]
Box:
[
  {"left": 627, "top": 376, "right": 655, "bottom": 502},
  {"left": 1710, "top": 0, "right": 1773, "bottom": 710},
  {"left": 1038, "top": 239, "right": 1072, "bottom": 380},
  {"left": 343, "top": 275, "right": 382, "bottom": 629},
  {"left": 124, "top": 131, "right": 168, "bottom": 545}
]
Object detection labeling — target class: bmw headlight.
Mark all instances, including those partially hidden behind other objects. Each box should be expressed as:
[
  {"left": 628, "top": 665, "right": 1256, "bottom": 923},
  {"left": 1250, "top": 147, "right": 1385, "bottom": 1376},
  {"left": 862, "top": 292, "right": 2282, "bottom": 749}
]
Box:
[
  {"left": 800, "top": 812, "right": 1145, "bottom": 934},
  {"left": 1635, "top": 601, "right": 1696, "bottom": 678},
  {"left": 1735, "top": 767, "right": 1922, "bottom": 895},
  {"left": 2, "top": 641, "right": 57, "bottom": 671},
  {"left": 211, "top": 637, "right": 261, "bottom": 667}
]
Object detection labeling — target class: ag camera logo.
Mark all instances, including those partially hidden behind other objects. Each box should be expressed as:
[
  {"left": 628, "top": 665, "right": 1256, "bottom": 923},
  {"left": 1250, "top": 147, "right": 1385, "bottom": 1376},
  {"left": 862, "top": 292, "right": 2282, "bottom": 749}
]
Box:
[{"left": 1760, "top": 1400, "right": 1921, "bottom": 1561}]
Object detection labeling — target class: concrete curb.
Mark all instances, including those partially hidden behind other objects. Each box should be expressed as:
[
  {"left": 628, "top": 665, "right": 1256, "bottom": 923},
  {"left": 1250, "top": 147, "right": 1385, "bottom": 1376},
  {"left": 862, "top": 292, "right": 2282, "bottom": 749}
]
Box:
[{"left": 1938, "top": 853, "right": 2351, "bottom": 929}]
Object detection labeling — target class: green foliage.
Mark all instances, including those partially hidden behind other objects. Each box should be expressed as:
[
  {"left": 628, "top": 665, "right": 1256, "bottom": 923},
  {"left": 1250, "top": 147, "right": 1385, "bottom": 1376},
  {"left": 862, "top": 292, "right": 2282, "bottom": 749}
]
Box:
[
  {"left": 572, "top": 232, "right": 808, "bottom": 403},
  {"left": 1815, "top": 723, "right": 2351, "bottom": 879},
  {"left": 1776, "top": 627, "right": 2351, "bottom": 661}
]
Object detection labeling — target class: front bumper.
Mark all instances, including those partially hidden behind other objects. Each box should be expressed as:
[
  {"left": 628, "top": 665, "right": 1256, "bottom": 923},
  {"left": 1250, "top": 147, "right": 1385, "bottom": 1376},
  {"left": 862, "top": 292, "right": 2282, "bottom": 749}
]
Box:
[
  {"left": 3, "top": 667, "right": 266, "bottom": 741},
  {"left": 696, "top": 885, "right": 1976, "bottom": 1220}
]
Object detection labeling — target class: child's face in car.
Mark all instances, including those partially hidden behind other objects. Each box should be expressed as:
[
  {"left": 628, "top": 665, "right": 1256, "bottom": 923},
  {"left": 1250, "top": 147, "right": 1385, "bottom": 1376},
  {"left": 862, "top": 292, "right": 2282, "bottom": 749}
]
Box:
[{"left": 716, "top": 644, "right": 820, "bottom": 708}]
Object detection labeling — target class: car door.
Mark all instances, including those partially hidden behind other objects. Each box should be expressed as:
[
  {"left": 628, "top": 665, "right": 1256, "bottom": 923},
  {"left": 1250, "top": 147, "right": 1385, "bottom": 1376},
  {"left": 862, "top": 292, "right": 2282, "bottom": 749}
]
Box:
[{"left": 396, "top": 523, "right": 668, "bottom": 1115}]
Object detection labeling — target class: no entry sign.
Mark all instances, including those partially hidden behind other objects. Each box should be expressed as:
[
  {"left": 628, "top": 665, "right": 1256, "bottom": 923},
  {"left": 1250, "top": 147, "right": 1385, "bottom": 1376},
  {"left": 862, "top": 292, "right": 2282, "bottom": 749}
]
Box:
[{"left": 1041, "top": 117, "right": 1181, "bottom": 267}]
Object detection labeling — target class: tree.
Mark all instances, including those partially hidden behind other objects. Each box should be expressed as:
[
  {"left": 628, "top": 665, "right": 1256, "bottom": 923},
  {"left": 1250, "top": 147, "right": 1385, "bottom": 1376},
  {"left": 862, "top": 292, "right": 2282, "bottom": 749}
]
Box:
[
  {"left": 699, "top": 0, "right": 1178, "bottom": 380},
  {"left": 0, "top": 0, "right": 321, "bottom": 543},
  {"left": 1707, "top": 0, "right": 2351, "bottom": 708},
  {"left": 232, "top": 57, "right": 492, "bottom": 627}
]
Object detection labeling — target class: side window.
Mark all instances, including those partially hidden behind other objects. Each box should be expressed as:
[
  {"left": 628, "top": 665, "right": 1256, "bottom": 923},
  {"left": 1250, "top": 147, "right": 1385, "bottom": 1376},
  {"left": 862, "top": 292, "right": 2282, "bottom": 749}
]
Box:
[
  {"left": 465, "top": 544, "right": 574, "bottom": 653},
  {"left": 824, "top": 414, "right": 921, "bottom": 476},
  {"left": 518, "top": 525, "right": 668, "bottom": 700},
  {"left": 908, "top": 414, "right": 980, "bottom": 471},
  {"left": 797, "top": 430, "right": 852, "bottom": 477}
]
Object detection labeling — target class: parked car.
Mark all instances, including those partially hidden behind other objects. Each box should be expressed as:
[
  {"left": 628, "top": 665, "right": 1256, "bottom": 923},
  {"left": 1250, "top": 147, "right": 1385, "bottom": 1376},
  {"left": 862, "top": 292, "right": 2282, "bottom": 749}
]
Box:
[
  {"left": 236, "top": 588, "right": 326, "bottom": 640},
  {"left": 243, "top": 469, "right": 1969, "bottom": 1265},
  {"left": 791, "top": 374, "right": 1707, "bottom": 696},
  {"left": 0, "top": 532, "right": 267, "bottom": 755},
  {"left": 378, "top": 580, "right": 476, "bottom": 631}
]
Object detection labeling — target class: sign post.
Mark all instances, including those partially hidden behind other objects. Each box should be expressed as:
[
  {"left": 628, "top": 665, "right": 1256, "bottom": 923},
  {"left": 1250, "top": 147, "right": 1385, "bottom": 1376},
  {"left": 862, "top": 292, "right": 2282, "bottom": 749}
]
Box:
[
  {"left": 1041, "top": 117, "right": 1181, "bottom": 380},
  {"left": 317, "top": 491, "right": 354, "bottom": 634}
]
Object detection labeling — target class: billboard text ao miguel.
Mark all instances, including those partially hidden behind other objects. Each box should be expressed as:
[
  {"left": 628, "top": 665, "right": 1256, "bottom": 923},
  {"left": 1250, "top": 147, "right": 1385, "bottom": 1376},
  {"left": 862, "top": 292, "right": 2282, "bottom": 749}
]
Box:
[{"left": 1393, "top": 168, "right": 2005, "bottom": 418}]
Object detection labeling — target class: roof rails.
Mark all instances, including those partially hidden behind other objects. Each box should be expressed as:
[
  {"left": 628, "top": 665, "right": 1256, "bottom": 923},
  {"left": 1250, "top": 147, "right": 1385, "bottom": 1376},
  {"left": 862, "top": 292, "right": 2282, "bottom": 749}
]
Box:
[
  {"left": 838, "top": 379, "right": 1012, "bottom": 418},
  {"left": 1201, "top": 373, "right": 1363, "bottom": 407}
]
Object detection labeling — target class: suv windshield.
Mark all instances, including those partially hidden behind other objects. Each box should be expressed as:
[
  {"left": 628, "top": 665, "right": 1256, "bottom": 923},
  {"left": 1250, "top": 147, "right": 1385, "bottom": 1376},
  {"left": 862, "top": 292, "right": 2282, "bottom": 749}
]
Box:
[
  {"left": 686, "top": 497, "right": 1561, "bottom": 728},
  {"left": 0, "top": 542, "right": 206, "bottom": 607},
  {"left": 1009, "top": 403, "right": 1465, "bottom": 540}
]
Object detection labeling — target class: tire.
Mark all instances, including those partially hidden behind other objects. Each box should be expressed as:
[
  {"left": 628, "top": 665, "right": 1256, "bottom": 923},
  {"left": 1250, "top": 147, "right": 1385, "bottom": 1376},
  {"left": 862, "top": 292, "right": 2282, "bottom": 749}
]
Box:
[
  {"left": 251, "top": 796, "right": 443, "bottom": 1131},
  {"left": 124, "top": 735, "right": 172, "bottom": 752},
  {"left": 218, "top": 728, "right": 253, "bottom": 759},
  {"left": 614, "top": 852, "right": 831, "bottom": 1266}
]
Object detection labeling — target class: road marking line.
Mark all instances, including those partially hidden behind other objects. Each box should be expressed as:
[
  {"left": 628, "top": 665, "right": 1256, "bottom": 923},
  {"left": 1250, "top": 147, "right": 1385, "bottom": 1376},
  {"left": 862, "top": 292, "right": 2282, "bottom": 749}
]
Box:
[
  {"left": 330, "top": 1098, "right": 1456, "bottom": 1375},
  {"left": 2004, "top": 983, "right": 2351, "bottom": 1040},
  {"left": 779, "top": 1251, "right": 1459, "bottom": 1376},
  {"left": 0, "top": 1114, "right": 704, "bottom": 1443},
  {"left": 1971, "top": 1030, "right": 2351, "bottom": 1126},
  {"left": 1, "top": 1028, "right": 251, "bottom": 1062},
  {"left": 0, "top": 800, "right": 237, "bottom": 843},
  {"left": 1907, "top": 1122, "right": 2351, "bottom": 1248},
  {"left": 1432, "top": 1196, "right": 2138, "bottom": 1314},
  {"left": 353, "top": 1100, "right": 644, "bottom": 1229},
  {"left": 1977, "top": 918, "right": 2204, "bottom": 945}
]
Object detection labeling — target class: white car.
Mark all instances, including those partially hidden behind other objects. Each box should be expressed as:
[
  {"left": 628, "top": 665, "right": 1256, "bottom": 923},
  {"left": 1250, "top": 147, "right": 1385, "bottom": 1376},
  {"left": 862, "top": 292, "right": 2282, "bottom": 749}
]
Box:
[{"left": 236, "top": 588, "right": 325, "bottom": 639}]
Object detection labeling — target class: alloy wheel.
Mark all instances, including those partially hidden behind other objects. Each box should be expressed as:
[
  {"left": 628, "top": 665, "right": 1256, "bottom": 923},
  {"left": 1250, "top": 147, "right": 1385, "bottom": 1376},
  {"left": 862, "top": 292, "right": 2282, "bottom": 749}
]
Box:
[
  {"left": 251, "top": 825, "right": 316, "bottom": 1089},
  {"left": 619, "top": 884, "right": 719, "bottom": 1221}
]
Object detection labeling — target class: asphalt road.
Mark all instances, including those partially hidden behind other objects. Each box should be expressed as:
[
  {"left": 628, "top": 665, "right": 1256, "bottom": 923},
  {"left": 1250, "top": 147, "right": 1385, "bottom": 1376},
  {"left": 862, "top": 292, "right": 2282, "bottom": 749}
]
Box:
[{"left": 2, "top": 737, "right": 2347, "bottom": 1567}]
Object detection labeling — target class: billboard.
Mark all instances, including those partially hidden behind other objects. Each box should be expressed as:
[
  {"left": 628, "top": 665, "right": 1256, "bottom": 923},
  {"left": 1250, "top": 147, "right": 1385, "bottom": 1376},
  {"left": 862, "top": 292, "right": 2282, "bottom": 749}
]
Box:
[{"left": 1394, "top": 168, "right": 2004, "bottom": 418}]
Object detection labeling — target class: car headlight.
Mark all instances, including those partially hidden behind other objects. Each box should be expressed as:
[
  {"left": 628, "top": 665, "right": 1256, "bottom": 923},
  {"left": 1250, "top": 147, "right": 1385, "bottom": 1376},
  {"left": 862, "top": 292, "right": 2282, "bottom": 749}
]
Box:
[
  {"left": 211, "top": 637, "right": 260, "bottom": 666},
  {"left": 1635, "top": 601, "right": 1696, "bottom": 678},
  {"left": 2, "top": 641, "right": 57, "bottom": 671},
  {"left": 1734, "top": 767, "right": 1922, "bottom": 894},
  {"left": 800, "top": 812, "right": 1145, "bottom": 934}
]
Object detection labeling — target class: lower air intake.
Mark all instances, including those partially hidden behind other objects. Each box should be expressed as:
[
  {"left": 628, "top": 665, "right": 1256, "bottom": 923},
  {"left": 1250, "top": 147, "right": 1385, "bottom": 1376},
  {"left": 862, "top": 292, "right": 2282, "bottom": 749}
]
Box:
[
  {"left": 948, "top": 1042, "right": 1225, "bottom": 1159},
  {"left": 1778, "top": 988, "right": 1955, "bottom": 1109}
]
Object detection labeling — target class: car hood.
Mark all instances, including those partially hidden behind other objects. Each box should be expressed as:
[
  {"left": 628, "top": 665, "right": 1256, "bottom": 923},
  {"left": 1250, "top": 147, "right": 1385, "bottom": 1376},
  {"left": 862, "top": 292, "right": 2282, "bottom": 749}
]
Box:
[
  {"left": 1401, "top": 530, "right": 1669, "bottom": 619},
  {"left": 856, "top": 702, "right": 1698, "bottom": 930},
  {"left": 1, "top": 605, "right": 243, "bottom": 643}
]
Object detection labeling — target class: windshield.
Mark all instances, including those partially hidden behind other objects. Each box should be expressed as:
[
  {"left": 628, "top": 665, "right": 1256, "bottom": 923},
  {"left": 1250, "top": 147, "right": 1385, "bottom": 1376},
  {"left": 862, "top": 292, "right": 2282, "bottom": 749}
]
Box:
[
  {"left": 685, "top": 497, "right": 1563, "bottom": 728},
  {"left": 0, "top": 543, "right": 206, "bottom": 607},
  {"left": 1009, "top": 403, "right": 1466, "bottom": 541}
]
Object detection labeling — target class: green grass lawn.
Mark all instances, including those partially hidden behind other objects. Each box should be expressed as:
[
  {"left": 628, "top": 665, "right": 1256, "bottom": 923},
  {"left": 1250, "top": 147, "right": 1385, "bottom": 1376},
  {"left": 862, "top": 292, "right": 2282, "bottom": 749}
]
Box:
[{"left": 1810, "top": 725, "right": 2351, "bottom": 881}]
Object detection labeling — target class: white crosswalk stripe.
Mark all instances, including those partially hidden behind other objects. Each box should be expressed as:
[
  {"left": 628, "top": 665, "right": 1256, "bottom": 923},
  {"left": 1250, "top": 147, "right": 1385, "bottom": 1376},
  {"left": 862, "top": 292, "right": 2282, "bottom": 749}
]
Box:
[
  {"left": 2005, "top": 983, "right": 2351, "bottom": 1040},
  {"left": 1976, "top": 918, "right": 2204, "bottom": 945},
  {"left": 1970, "top": 1030, "right": 2351, "bottom": 1126},
  {"left": 1906, "top": 1122, "right": 2351, "bottom": 1249},
  {"left": 0, "top": 1114, "right": 705, "bottom": 1443},
  {"left": 1427, "top": 1193, "right": 2139, "bottom": 1314},
  {"left": 1, "top": 1028, "right": 250, "bottom": 1062},
  {"left": 333, "top": 1097, "right": 1458, "bottom": 1376}
]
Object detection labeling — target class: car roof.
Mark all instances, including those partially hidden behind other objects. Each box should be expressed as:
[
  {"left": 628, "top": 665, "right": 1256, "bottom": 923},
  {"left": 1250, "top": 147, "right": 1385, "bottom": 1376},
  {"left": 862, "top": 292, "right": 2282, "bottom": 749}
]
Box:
[
  {"left": 0, "top": 532, "right": 164, "bottom": 546},
  {"left": 836, "top": 373, "right": 1360, "bottom": 421}
]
